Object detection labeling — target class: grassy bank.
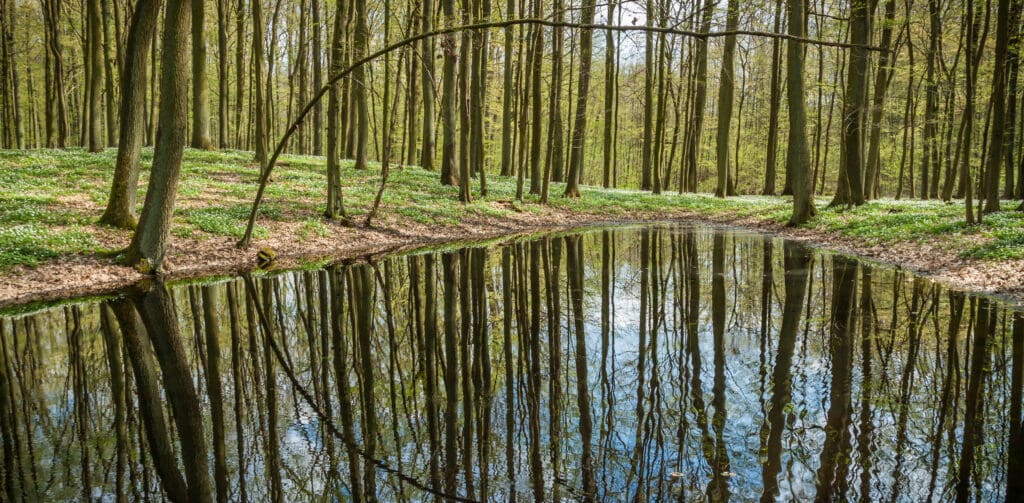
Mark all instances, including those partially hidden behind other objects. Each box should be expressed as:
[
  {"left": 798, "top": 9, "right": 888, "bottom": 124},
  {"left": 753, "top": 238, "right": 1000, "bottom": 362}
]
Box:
[{"left": 1, "top": 148, "right": 1023, "bottom": 304}]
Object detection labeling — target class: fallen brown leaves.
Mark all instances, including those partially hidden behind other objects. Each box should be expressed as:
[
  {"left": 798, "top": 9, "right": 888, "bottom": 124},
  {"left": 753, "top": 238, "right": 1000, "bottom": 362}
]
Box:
[{"left": 2, "top": 206, "right": 1023, "bottom": 309}]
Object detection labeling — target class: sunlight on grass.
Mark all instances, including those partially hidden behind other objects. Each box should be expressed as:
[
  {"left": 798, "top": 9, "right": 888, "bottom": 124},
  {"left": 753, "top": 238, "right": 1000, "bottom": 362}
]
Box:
[{"left": 1, "top": 148, "right": 1021, "bottom": 270}]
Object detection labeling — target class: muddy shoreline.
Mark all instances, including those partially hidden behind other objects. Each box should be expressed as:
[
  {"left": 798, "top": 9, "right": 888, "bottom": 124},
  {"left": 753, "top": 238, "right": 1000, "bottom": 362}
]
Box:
[{"left": 2, "top": 208, "right": 1023, "bottom": 310}]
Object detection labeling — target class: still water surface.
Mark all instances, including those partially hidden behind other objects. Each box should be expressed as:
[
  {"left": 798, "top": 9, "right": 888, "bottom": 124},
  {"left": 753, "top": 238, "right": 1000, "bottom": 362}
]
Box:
[{"left": 1, "top": 224, "right": 1022, "bottom": 502}]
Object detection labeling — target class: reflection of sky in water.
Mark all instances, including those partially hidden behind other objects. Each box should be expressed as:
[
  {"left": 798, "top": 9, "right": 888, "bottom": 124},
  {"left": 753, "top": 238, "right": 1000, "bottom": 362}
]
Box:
[{"left": 3, "top": 224, "right": 1021, "bottom": 501}]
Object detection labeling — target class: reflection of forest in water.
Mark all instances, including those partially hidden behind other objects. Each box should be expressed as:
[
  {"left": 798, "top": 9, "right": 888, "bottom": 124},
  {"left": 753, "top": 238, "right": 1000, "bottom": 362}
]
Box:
[{"left": 1, "top": 224, "right": 1022, "bottom": 502}]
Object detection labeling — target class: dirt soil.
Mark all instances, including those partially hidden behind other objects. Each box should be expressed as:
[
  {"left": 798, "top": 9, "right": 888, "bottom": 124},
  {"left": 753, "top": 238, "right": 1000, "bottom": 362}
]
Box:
[{"left": 2, "top": 207, "right": 1023, "bottom": 309}]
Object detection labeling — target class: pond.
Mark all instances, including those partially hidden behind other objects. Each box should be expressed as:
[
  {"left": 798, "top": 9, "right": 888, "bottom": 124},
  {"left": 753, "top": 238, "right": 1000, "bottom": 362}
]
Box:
[{"left": 0, "top": 223, "right": 1022, "bottom": 501}]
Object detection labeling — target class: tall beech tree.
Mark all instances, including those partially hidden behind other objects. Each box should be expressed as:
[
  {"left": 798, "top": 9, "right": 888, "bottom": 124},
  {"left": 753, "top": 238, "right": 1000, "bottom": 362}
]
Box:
[
  {"left": 830, "top": 0, "right": 868, "bottom": 207},
  {"left": 190, "top": 0, "right": 212, "bottom": 149},
  {"left": 100, "top": 0, "right": 163, "bottom": 229},
  {"left": 124, "top": 0, "right": 191, "bottom": 272},
  {"left": 714, "top": 0, "right": 739, "bottom": 197},
  {"left": 786, "top": 0, "right": 817, "bottom": 224}
]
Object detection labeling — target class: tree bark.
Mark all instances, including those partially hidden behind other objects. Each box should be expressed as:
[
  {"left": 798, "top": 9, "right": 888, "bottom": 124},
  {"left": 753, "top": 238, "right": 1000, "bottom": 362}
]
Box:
[
  {"left": 786, "top": 0, "right": 816, "bottom": 224},
  {"left": 100, "top": 0, "right": 163, "bottom": 229},
  {"left": 124, "top": 0, "right": 192, "bottom": 272}
]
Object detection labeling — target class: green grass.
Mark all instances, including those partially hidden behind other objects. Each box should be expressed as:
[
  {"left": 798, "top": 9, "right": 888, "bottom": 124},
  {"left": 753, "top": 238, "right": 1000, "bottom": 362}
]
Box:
[{"left": 0, "top": 147, "right": 1022, "bottom": 270}]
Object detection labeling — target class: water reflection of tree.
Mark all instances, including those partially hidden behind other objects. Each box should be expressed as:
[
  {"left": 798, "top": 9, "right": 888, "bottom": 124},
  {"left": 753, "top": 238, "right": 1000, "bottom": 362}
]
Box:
[{"left": 2, "top": 225, "right": 1024, "bottom": 501}]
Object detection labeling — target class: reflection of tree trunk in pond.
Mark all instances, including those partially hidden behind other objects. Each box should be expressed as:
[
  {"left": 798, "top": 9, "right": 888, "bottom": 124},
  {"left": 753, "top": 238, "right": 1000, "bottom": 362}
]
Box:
[
  {"left": 855, "top": 266, "right": 875, "bottom": 503},
  {"left": 627, "top": 230, "right": 650, "bottom": 500},
  {"left": 456, "top": 251, "right": 476, "bottom": 499},
  {"left": 682, "top": 230, "right": 714, "bottom": 485},
  {"left": 0, "top": 316, "right": 23, "bottom": 501},
  {"left": 313, "top": 271, "right": 339, "bottom": 489},
  {"left": 134, "top": 282, "right": 214, "bottom": 503},
  {"left": 472, "top": 248, "right": 492, "bottom": 499},
  {"left": 927, "top": 291, "right": 964, "bottom": 500},
  {"left": 566, "top": 235, "right": 596, "bottom": 501},
  {"left": 544, "top": 238, "right": 562, "bottom": 501},
  {"left": 377, "top": 261, "right": 410, "bottom": 499},
  {"left": 500, "top": 248, "right": 518, "bottom": 501},
  {"left": 599, "top": 230, "right": 614, "bottom": 489},
  {"left": 422, "top": 255, "right": 442, "bottom": 492},
  {"left": 350, "top": 266, "right": 378, "bottom": 502},
  {"left": 1008, "top": 311, "right": 1024, "bottom": 498},
  {"left": 225, "top": 282, "right": 249, "bottom": 503},
  {"left": 201, "top": 285, "right": 229, "bottom": 503},
  {"left": 67, "top": 306, "right": 91, "bottom": 502},
  {"left": 327, "top": 267, "right": 363, "bottom": 500},
  {"left": 100, "top": 304, "right": 129, "bottom": 503},
  {"left": 259, "top": 280, "right": 284, "bottom": 503},
  {"left": 814, "top": 255, "right": 857, "bottom": 501},
  {"left": 110, "top": 299, "right": 190, "bottom": 503},
  {"left": 758, "top": 237, "right": 774, "bottom": 413},
  {"left": 889, "top": 278, "right": 926, "bottom": 502},
  {"left": 526, "top": 242, "right": 544, "bottom": 501},
  {"left": 5, "top": 318, "right": 42, "bottom": 501},
  {"left": 956, "top": 297, "right": 996, "bottom": 503},
  {"left": 708, "top": 233, "right": 730, "bottom": 502},
  {"left": 761, "top": 241, "right": 812, "bottom": 502},
  {"left": 648, "top": 229, "right": 666, "bottom": 500},
  {"left": 406, "top": 258, "right": 426, "bottom": 459},
  {"left": 442, "top": 252, "right": 462, "bottom": 497}
]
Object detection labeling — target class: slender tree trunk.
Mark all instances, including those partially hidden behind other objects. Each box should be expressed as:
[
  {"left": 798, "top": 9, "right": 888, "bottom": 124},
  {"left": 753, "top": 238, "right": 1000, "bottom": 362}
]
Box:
[
  {"left": 102, "top": 0, "right": 117, "bottom": 146},
  {"left": 865, "top": 0, "right": 897, "bottom": 200},
  {"left": 984, "top": 0, "right": 1012, "bottom": 213},
  {"left": 86, "top": 0, "right": 104, "bottom": 151},
  {"left": 964, "top": 0, "right": 977, "bottom": 223},
  {"left": 763, "top": 0, "right": 784, "bottom": 195},
  {"left": 686, "top": 0, "right": 716, "bottom": 193},
  {"left": 253, "top": 0, "right": 267, "bottom": 166},
  {"left": 786, "top": 0, "right": 816, "bottom": 224},
  {"left": 234, "top": 0, "right": 245, "bottom": 148},
  {"left": 421, "top": 0, "right": 436, "bottom": 171},
  {"left": 100, "top": 0, "right": 163, "bottom": 229},
  {"left": 922, "top": 0, "right": 941, "bottom": 199},
  {"left": 527, "top": 2, "right": 543, "bottom": 195},
  {"left": 830, "top": 0, "right": 868, "bottom": 207},
  {"left": 325, "top": 0, "right": 348, "bottom": 221},
  {"left": 439, "top": 0, "right": 458, "bottom": 185},
  {"left": 352, "top": 0, "right": 369, "bottom": 169},
  {"left": 603, "top": 1, "right": 617, "bottom": 188},
  {"left": 564, "top": 0, "right": 596, "bottom": 198},
  {"left": 500, "top": 0, "right": 514, "bottom": 177},
  {"left": 714, "top": 0, "right": 739, "bottom": 197},
  {"left": 216, "top": 0, "right": 229, "bottom": 147}
]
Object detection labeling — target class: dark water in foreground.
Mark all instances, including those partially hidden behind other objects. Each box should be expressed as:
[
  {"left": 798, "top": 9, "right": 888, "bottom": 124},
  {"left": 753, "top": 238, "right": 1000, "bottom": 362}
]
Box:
[{"left": 1, "top": 224, "right": 1023, "bottom": 502}]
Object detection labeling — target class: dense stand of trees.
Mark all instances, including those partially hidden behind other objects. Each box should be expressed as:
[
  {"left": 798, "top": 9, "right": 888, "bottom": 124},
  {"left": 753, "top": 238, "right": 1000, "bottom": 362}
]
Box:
[
  {"left": 1, "top": 226, "right": 1023, "bottom": 500},
  {"left": 0, "top": 0, "right": 1023, "bottom": 268}
]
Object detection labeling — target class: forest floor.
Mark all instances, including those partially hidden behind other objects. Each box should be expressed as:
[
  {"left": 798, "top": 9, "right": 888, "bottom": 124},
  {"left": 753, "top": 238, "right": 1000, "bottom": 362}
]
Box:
[{"left": 2, "top": 148, "right": 1024, "bottom": 308}]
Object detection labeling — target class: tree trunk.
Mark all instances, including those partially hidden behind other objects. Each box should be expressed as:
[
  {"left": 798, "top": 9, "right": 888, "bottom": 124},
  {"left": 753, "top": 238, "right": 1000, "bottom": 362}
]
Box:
[
  {"left": 421, "top": 0, "right": 435, "bottom": 171},
  {"left": 124, "top": 0, "right": 192, "bottom": 272},
  {"left": 325, "top": 0, "right": 348, "bottom": 220},
  {"left": 983, "top": 0, "right": 1011, "bottom": 213},
  {"left": 564, "top": 0, "right": 596, "bottom": 198},
  {"left": 86, "top": 0, "right": 104, "bottom": 151},
  {"left": 763, "top": 0, "right": 784, "bottom": 195},
  {"left": 864, "top": 0, "right": 897, "bottom": 200},
  {"left": 439, "top": 0, "right": 458, "bottom": 186},
  {"left": 216, "top": 0, "right": 229, "bottom": 147},
  {"left": 351, "top": 0, "right": 369, "bottom": 169},
  {"left": 830, "top": 0, "right": 868, "bottom": 207},
  {"left": 786, "top": 0, "right": 816, "bottom": 225},
  {"left": 100, "top": 0, "right": 163, "bottom": 229},
  {"left": 714, "top": 0, "right": 739, "bottom": 197}
]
